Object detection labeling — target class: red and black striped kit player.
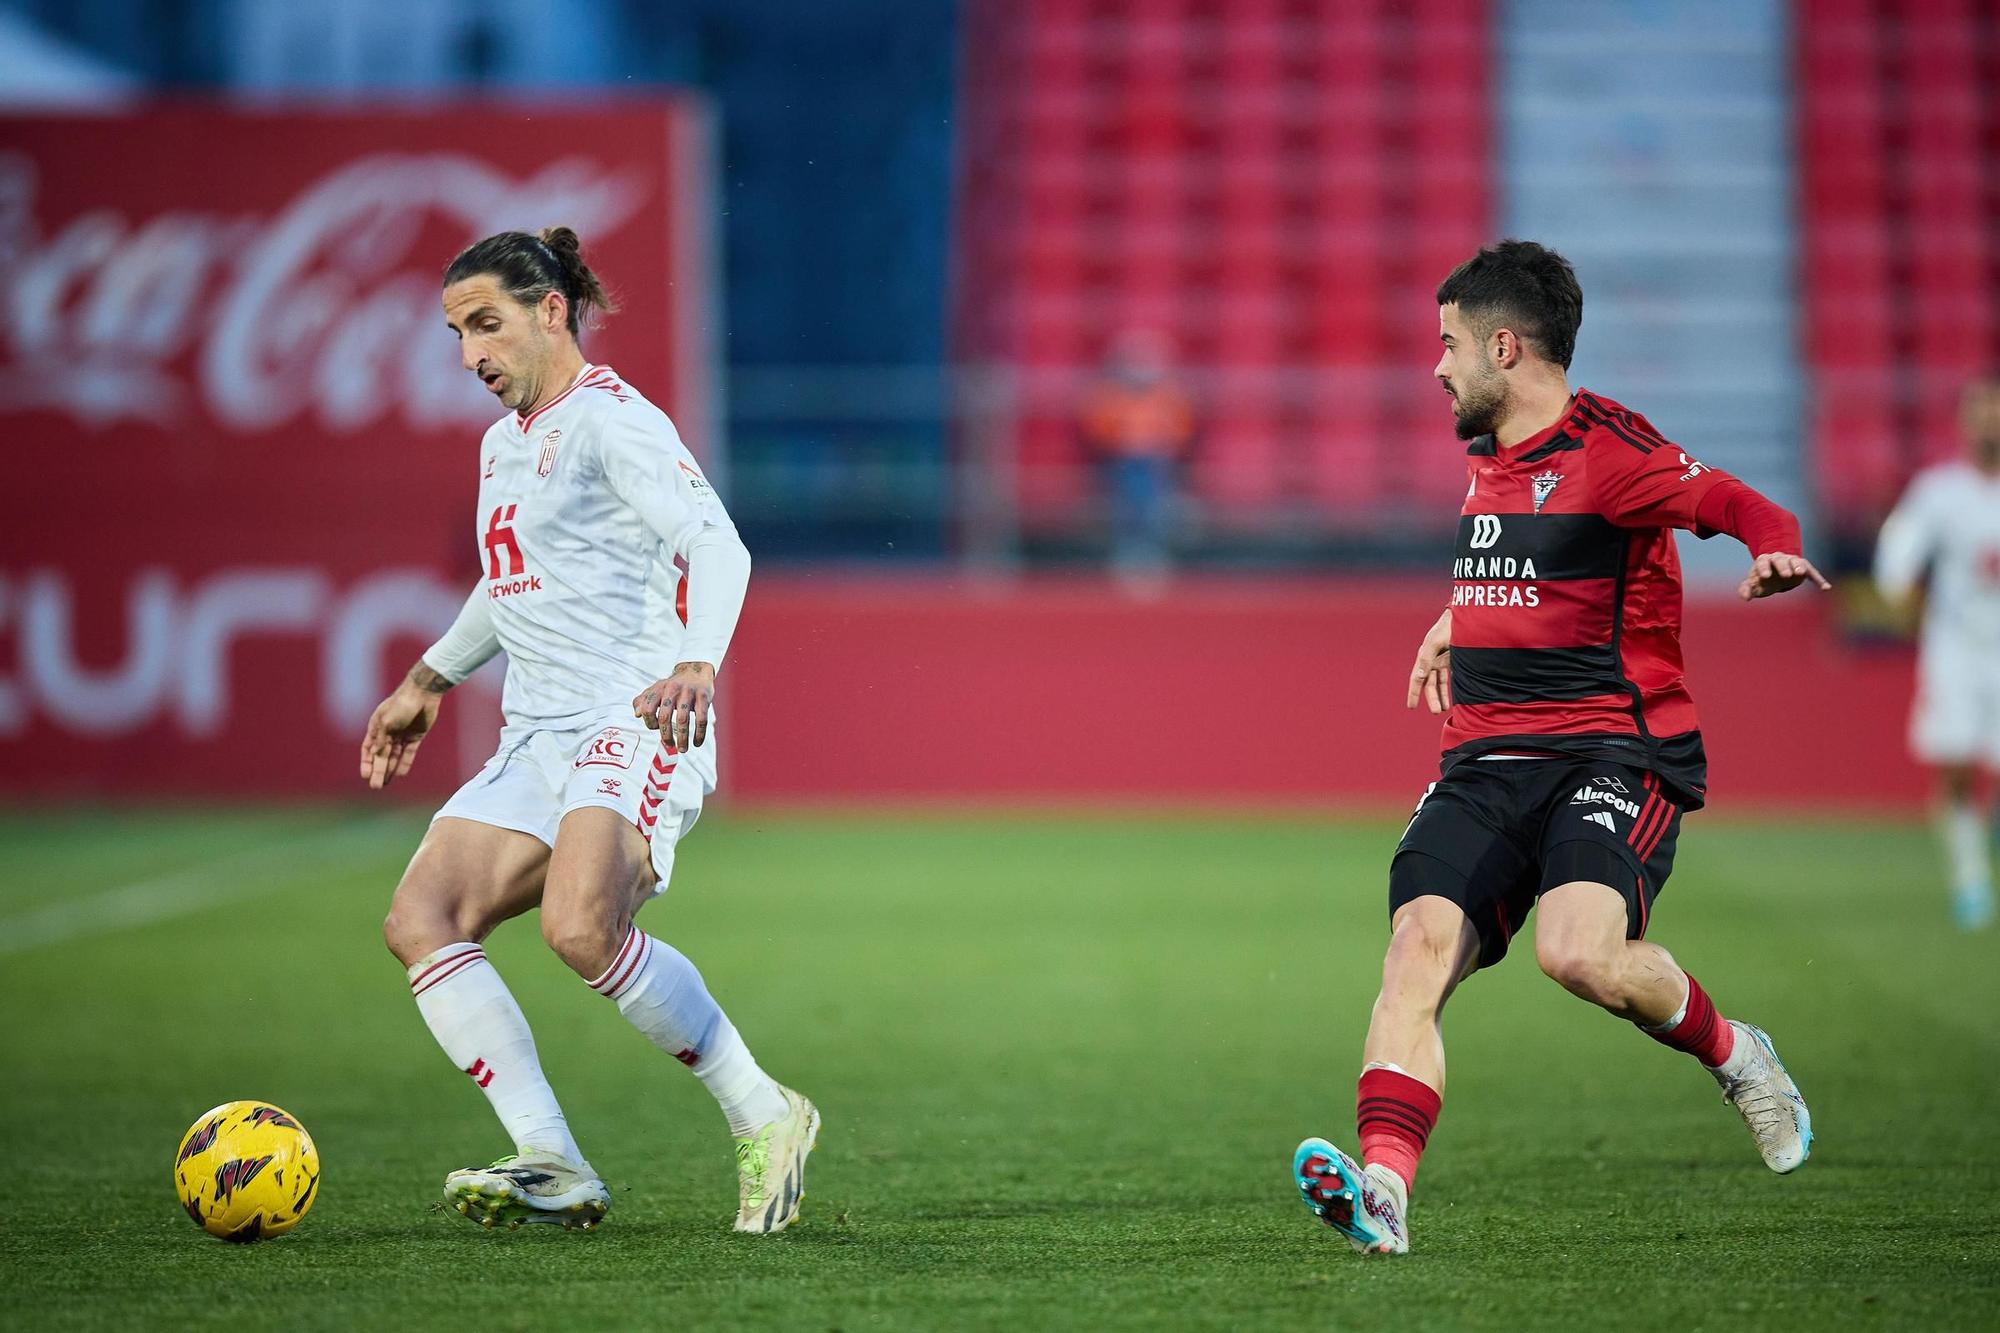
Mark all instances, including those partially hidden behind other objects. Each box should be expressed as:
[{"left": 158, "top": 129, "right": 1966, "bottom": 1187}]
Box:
[{"left": 1293, "top": 240, "right": 1825, "bottom": 1256}]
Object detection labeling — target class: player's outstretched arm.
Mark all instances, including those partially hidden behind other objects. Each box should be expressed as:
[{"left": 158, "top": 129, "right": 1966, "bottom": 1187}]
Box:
[
  {"left": 1406, "top": 608, "right": 1452, "bottom": 714},
  {"left": 632, "top": 523, "right": 752, "bottom": 752},
  {"left": 359, "top": 661, "right": 451, "bottom": 790},
  {"left": 1679, "top": 477, "right": 1831, "bottom": 603},
  {"left": 1737, "top": 552, "right": 1833, "bottom": 602},
  {"left": 1593, "top": 428, "right": 1832, "bottom": 606}
]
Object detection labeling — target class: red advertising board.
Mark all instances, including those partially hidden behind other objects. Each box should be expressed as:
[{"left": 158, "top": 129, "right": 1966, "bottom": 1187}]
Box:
[
  {"left": 723, "top": 578, "right": 1925, "bottom": 812},
  {"left": 0, "top": 103, "right": 716, "bottom": 798}
]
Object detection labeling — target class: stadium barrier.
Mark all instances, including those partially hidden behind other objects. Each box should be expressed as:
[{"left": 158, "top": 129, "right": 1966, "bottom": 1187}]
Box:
[
  {"left": 723, "top": 576, "right": 1923, "bottom": 811},
  {"left": 0, "top": 572, "right": 1922, "bottom": 808}
]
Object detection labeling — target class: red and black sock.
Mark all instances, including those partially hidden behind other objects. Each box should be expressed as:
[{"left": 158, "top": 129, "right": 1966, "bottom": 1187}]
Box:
[
  {"left": 1641, "top": 972, "right": 1736, "bottom": 1067},
  {"left": 1356, "top": 1067, "right": 1441, "bottom": 1193}
]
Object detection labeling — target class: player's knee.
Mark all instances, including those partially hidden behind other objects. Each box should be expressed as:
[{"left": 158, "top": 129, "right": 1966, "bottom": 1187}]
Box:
[
  {"left": 539, "top": 902, "right": 623, "bottom": 980},
  {"left": 380, "top": 905, "right": 410, "bottom": 962},
  {"left": 382, "top": 877, "right": 502, "bottom": 965},
  {"left": 1536, "top": 940, "right": 1622, "bottom": 1007},
  {"left": 382, "top": 896, "right": 450, "bottom": 967},
  {"left": 1380, "top": 913, "right": 1465, "bottom": 998}
]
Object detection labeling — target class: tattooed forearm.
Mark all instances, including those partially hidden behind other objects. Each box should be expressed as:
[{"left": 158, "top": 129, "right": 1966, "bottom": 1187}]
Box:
[{"left": 407, "top": 661, "right": 455, "bottom": 693}]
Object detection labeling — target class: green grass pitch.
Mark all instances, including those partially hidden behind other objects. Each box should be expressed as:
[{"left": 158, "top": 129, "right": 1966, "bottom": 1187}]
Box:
[{"left": 1, "top": 805, "right": 1996, "bottom": 1330}]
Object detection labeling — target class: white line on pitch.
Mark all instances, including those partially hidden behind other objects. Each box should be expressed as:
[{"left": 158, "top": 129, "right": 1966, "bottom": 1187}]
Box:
[{"left": 0, "top": 814, "right": 413, "bottom": 959}]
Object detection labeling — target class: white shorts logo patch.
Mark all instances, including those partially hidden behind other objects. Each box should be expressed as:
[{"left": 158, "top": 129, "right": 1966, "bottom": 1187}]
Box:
[{"left": 574, "top": 726, "right": 640, "bottom": 771}]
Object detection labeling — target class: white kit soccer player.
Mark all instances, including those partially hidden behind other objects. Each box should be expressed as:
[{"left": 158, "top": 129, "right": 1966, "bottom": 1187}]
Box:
[
  {"left": 1875, "top": 380, "right": 2000, "bottom": 929},
  {"left": 428, "top": 361, "right": 734, "bottom": 863},
  {"left": 364, "top": 229, "right": 816, "bottom": 1233}
]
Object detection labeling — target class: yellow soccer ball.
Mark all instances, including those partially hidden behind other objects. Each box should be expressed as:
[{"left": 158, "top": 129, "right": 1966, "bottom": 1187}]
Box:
[{"left": 173, "top": 1101, "right": 320, "bottom": 1243}]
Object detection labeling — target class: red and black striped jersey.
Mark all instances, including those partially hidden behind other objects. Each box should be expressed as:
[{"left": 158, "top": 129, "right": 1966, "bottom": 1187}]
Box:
[{"left": 1443, "top": 390, "right": 1749, "bottom": 808}]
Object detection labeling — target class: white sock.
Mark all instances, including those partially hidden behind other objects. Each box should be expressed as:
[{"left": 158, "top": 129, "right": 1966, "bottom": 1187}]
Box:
[
  {"left": 408, "top": 943, "right": 583, "bottom": 1163},
  {"left": 589, "top": 928, "right": 789, "bottom": 1136},
  {"left": 1940, "top": 801, "right": 1992, "bottom": 893}
]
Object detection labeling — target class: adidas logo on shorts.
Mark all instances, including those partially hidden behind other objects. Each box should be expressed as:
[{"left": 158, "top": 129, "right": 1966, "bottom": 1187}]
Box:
[{"left": 1583, "top": 810, "right": 1618, "bottom": 832}]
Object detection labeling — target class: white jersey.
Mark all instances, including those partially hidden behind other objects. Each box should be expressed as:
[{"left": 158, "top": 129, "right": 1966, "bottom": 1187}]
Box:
[
  {"left": 1875, "top": 460, "right": 2000, "bottom": 653},
  {"left": 430, "top": 363, "right": 740, "bottom": 725}
]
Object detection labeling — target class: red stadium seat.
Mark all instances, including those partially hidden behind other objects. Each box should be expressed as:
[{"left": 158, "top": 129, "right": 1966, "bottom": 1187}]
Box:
[
  {"left": 954, "top": 0, "right": 1493, "bottom": 534},
  {"left": 1795, "top": 0, "right": 1998, "bottom": 533}
]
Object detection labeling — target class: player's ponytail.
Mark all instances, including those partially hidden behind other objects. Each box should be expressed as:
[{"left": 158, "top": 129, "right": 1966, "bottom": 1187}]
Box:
[
  {"left": 443, "top": 227, "right": 619, "bottom": 339},
  {"left": 536, "top": 226, "right": 618, "bottom": 333}
]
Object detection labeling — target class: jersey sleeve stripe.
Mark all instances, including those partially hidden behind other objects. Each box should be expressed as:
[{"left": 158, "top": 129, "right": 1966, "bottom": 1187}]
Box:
[{"left": 1574, "top": 395, "right": 1657, "bottom": 454}]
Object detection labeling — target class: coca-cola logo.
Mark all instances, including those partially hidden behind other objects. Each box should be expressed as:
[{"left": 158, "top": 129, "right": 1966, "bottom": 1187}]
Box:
[{"left": 0, "top": 148, "right": 646, "bottom": 432}]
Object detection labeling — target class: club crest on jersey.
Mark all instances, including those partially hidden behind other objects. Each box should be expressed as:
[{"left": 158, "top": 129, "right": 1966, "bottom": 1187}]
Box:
[
  {"left": 536, "top": 429, "right": 563, "bottom": 479},
  {"left": 1531, "top": 470, "right": 1562, "bottom": 514}
]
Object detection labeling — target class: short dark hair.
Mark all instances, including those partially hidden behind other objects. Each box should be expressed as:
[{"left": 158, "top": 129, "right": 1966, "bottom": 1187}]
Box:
[
  {"left": 1435, "top": 240, "right": 1583, "bottom": 370},
  {"left": 442, "top": 226, "right": 617, "bottom": 338}
]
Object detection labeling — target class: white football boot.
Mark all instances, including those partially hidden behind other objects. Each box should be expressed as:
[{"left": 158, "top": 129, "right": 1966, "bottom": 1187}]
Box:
[
  {"left": 1293, "top": 1138, "right": 1409, "bottom": 1254},
  {"left": 732, "top": 1085, "right": 820, "bottom": 1234},
  {"left": 444, "top": 1152, "right": 610, "bottom": 1230},
  {"left": 1710, "top": 1021, "right": 1812, "bottom": 1174}
]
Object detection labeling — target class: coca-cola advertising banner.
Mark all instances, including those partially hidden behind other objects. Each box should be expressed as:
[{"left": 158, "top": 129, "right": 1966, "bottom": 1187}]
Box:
[{"left": 0, "top": 103, "right": 715, "bottom": 798}]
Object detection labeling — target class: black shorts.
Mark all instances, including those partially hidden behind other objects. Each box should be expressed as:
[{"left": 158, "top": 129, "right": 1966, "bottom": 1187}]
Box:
[{"left": 1389, "top": 756, "right": 1685, "bottom": 969}]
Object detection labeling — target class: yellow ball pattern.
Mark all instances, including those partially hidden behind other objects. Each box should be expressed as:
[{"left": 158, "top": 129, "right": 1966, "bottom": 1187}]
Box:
[{"left": 173, "top": 1101, "right": 320, "bottom": 1243}]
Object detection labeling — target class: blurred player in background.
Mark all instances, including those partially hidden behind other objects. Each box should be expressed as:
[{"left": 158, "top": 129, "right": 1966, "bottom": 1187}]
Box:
[
  {"left": 1873, "top": 379, "right": 2000, "bottom": 930},
  {"left": 1293, "top": 241, "right": 1826, "bottom": 1255},
  {"left": 1078, "top": 327, "right": 1197, "bottom": 590},
  {"left": 360, "top": 227, "right": 817, "bottom": 1233}
]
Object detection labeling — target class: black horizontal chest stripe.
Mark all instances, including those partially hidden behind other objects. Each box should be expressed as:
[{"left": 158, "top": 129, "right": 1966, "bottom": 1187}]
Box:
[
  {"left": 1454, "top": 511, "right": 1625, "bottom": 581},
  {"left": 1448, "top": 644, "right": 1625, "bottom": 705}
]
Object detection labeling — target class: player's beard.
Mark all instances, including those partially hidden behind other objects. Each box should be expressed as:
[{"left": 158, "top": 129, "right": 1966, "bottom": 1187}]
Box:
[
  {"left": 494, "top": 326, "right": 555, "bottom": 412},
  {"left": 1446, "top": 364, "right": 1509, "bottom": 441},
  {"left": 498, "top": 371, "right": 534, "bottom": 413}
]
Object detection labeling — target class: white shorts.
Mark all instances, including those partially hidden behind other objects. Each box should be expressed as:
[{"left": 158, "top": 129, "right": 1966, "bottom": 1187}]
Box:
[
  {"left": 433, "top": 705, "right": 716, "bottom": 894},
  {"left": 1911, "top": 637, "right": 2000, "bottom": 770}
]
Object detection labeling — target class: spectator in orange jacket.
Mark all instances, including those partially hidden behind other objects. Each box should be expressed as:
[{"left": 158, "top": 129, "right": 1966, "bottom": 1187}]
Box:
[{"left": 1079, "top": 329, "right": 1197, "bottom": 583}]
